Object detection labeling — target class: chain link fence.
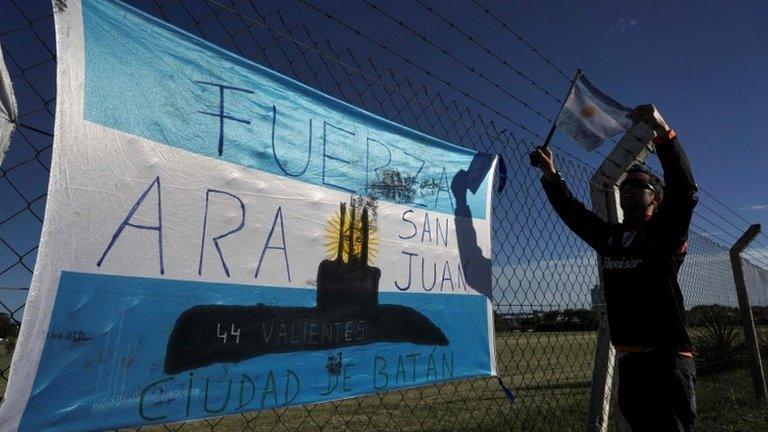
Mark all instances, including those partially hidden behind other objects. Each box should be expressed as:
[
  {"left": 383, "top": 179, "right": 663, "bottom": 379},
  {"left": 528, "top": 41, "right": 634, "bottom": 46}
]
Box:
[{"left": 1, "top": 1, "right": 768, "bottom": 430}]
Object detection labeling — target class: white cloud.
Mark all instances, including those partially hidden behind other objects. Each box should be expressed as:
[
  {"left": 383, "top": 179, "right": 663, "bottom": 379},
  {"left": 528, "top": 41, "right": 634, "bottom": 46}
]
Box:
[
  {"left": 611, "top": 17, "right": 639, "bottom": 33},
  {"left": 697, "top": 231, "right": 722, "bottom": 238},
  {"left": 743, "top": 245, "right": 768, "bottom": 266},
  {"left": 742, "top": 204, "right": 768, "bottom": 211},
  {"left": 491, "top": 245, "right": 768, "bottom": 313}
]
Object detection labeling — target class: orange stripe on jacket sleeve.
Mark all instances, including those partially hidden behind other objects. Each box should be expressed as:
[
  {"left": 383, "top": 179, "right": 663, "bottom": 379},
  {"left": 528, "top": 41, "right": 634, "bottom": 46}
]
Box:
[{"left": 653, "top": 129, "right": 676, "bottom": 145}]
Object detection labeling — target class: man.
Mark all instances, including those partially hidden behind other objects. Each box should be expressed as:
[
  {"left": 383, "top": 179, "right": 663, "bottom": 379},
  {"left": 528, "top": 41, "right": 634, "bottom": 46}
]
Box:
[{"left": 530, "top": 105, "right": 698, "bottom": 431}]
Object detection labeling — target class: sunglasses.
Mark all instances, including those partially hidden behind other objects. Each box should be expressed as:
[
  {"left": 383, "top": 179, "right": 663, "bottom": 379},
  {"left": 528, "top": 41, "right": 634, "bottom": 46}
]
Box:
[{"left": 619, "top": 178, "right": 657, "bottom": 193}]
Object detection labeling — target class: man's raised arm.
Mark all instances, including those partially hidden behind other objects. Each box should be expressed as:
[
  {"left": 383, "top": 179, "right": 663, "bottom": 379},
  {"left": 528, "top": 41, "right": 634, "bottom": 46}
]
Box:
[
  {"left": 632, "top": 105, "right": 699, "bottom": 250},
  {"left": 531, "top": 147, "right": 611, "bottom": 251}
]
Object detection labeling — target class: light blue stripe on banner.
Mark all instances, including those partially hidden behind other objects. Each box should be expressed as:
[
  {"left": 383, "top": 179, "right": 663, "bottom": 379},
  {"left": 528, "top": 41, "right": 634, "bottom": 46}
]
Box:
[
  {"left": 82, "top": 0, "right": 491, "bottom": 219},
  {"left": 19, "top": 272, "right": 491, "bottom": 431}
]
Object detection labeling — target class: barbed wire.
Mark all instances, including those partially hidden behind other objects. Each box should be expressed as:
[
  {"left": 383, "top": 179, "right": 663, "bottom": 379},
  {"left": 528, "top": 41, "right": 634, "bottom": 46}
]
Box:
[
  {"left": 294, "top": 0, "right": 551, "bottom": 137},
  {"left": 358, "top": 0, "right": 554, "bottom": 121},
  {"left": 407, "top": 0, "right": 563, "bottom": 104},
  {"left": 470, "top": 0, "right": 571, "bottom": 81},
  {"left": 203, "top": 0, "right": 543, "bottom": 139}
]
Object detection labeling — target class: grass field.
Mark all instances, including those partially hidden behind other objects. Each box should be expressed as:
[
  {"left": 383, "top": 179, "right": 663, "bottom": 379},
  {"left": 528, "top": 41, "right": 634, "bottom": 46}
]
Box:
[{"left": 1, "top": 332, "right": 765, "bottom": 431}]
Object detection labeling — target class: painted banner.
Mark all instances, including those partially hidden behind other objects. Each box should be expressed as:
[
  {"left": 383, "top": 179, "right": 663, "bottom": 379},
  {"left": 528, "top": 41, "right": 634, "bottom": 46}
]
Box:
[{"left": 0, "top": 1, "right": 497, "bottom": 430}]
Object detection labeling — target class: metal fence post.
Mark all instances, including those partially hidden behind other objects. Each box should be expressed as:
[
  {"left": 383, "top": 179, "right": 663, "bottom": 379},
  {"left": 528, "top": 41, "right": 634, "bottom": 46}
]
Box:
[
  {"left": 730, "top": 224, "right": 767, "bottom": 404},
  {"left": 587, "top": 123, "right": 654, "bottom": 432}
]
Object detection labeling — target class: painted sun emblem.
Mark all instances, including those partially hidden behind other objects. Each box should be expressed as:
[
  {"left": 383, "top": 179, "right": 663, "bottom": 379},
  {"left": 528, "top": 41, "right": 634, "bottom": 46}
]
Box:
[
  {"left": 581, "top": 105, "right": 597, "bottom": 118},
  {"left": 324, "top": 206, "right": 378, "bottom": 264}
]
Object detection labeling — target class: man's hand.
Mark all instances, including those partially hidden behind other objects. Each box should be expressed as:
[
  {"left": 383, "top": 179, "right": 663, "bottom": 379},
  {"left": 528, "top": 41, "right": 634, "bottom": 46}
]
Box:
[
  {"left": 529, "top": 146, "right": 559, "bottom": 181},
  {"left": 630, "top": 104, "right": 670, "bottom": 137}
]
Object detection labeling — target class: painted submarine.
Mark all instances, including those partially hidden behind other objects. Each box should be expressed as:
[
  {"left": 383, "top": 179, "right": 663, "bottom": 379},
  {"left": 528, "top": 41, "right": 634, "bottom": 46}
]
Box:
[{"left": 164, "top": 202, "right": 448, "bottom": 374}]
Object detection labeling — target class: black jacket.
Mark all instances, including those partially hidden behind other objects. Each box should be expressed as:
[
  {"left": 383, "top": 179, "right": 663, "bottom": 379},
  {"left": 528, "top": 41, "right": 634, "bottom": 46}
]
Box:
[{"left": 542, "top": 136, "right": 698, "bottom": 351}]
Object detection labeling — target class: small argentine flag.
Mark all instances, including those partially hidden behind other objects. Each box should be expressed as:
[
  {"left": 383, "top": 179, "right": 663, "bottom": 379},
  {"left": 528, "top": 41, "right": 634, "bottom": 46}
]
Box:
[{"left": 554, "top": 71, "right": 632, "bottom": 151}]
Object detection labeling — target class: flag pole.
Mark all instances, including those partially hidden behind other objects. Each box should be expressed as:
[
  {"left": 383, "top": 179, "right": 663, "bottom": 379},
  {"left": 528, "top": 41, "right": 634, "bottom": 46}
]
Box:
[{"left": 541, "top": 68, "right": 582, "bottom": 149}]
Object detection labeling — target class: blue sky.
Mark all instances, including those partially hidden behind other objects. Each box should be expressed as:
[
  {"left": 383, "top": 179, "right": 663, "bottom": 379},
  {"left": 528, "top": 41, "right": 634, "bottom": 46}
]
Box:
[
  {"left": 506, "top": 0, "right": 768, "bottom": 225},
  {"left": 1, "top": 0, "right": 767, "bottom": 314},
  {"left": 302, "top": 0, "right": 768, "bottom": 229}
]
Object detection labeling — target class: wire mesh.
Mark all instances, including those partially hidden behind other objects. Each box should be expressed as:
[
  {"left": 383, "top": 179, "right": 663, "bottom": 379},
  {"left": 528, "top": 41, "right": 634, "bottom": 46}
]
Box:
[{"left": 0, "top": 1, "right": 766, "bottom": 431}]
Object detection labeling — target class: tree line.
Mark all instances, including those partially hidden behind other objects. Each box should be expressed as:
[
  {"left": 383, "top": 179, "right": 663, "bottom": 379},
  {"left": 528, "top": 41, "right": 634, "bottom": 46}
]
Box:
[{"left": 494, "top": 304, "right": 768, "bottom": 333}]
